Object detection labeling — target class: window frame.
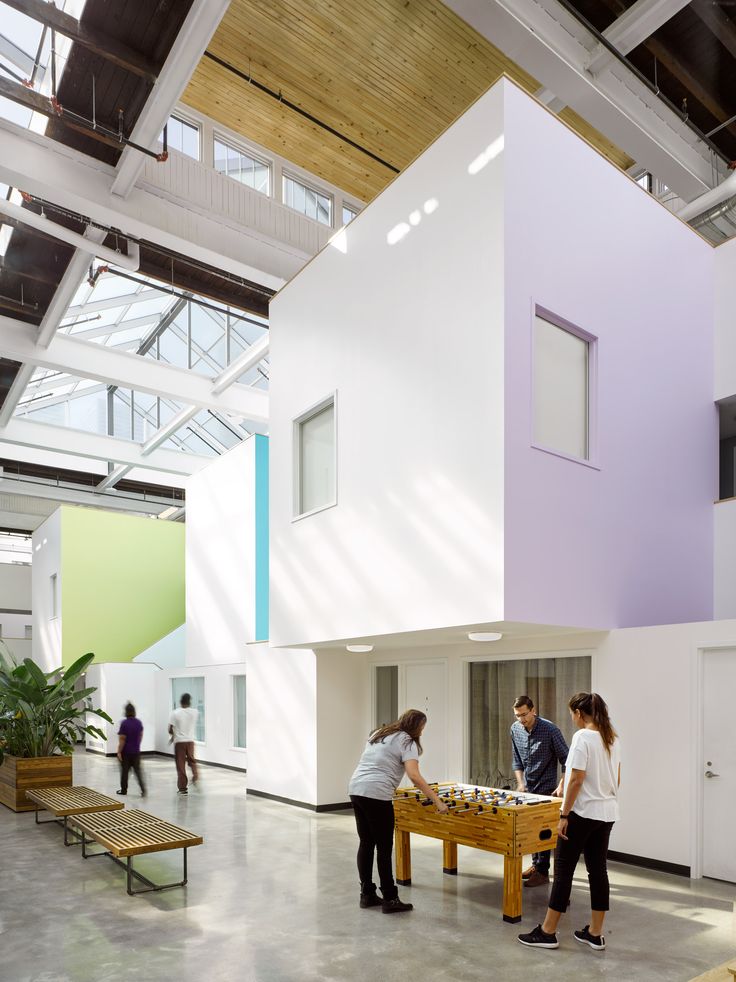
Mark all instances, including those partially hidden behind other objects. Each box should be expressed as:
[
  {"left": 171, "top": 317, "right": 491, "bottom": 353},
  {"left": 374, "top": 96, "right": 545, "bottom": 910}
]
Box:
[
  {"left": 282, "top": 172, "right": 333, "bottom": 227},
  {"left": 231, "top": 674, "right": 247, "bottom": 751},
  {"left": 530, "top": 304, "right": 599, "bottom": 470},
  {"left": 213, "top": 133, "right": 271, "bottom": 196},
  {"left": 341, "top": 203, "right": 359, "bottom": 227},
  {"left": 292, "top": 392, "right": 338, "bottom": 521},
  {"left": 163, "top": 113, "right": 201, "bottom": 161}
]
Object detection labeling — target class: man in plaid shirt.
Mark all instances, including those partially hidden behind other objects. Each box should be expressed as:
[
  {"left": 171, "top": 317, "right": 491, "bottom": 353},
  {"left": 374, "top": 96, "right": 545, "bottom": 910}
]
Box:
[{"left": 510, "top": 694, "right": 569, "bottom": 889}]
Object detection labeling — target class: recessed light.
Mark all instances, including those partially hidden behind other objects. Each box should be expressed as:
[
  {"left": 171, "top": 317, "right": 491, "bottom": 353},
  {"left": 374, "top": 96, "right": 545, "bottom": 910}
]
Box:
[
  {"left": 468, "top": 632, "right": 503, "bottom": 642},
  {"left": 346, "top": 644, "right": 374, "bottom": 653}
]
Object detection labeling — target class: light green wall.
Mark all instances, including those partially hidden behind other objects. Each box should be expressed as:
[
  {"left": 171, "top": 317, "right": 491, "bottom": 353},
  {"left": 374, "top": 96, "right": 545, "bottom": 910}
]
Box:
[{"left": 61, "top": 507, "right": 185, "bottom": 667}]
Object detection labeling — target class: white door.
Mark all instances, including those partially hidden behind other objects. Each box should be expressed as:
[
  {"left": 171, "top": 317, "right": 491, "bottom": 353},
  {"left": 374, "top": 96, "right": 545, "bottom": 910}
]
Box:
[
  {"left": 403, "top": 661, "right": 448, "bottom": 783},
  {"left": 703, "top": 649, "right": 736, "bottom": 880}
]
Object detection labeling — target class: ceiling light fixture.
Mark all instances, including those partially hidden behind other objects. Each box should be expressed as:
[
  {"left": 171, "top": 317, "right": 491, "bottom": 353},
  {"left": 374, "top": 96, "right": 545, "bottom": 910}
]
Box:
[
  {"left": 346, "top": 644, "right": 374, "bottom": 653},
  {"left": 467, "top": 632, "right": 503, "bottom": 642}
]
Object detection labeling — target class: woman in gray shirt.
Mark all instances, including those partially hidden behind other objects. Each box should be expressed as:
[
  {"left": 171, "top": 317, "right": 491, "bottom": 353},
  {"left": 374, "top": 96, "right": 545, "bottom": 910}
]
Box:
[{"left": 348, "top": 709, "right": 448, "bottom": 913}]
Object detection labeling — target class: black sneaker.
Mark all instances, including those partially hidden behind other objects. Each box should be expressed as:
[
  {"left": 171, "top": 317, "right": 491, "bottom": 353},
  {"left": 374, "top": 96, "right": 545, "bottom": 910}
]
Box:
[
  {"left": 518, "top": 924, "right": 559, "bottom": 949},
  {"left": 382, "top": 897, "right": 413, "bottom": 913},
  {"left": 115, "top": 790, "right": 126, "bottom": 796},
  {"left": 359, "top": 892, "right": 382, "bottom": 909},
  {"left": 574, "top": 925, "right": 605, "bottom": 951},
  {"left": 177, "top": 789, "right": 188, "bottom": 795}
]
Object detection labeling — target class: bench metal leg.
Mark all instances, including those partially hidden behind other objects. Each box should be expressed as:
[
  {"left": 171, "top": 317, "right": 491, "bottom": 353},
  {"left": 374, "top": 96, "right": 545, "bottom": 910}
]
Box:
[
  {"left": 79, "top": 829, "right": 110, "bottom": 859},
  {"left": 63, "top": 817, "right": 85, "bottom": 847},
  {"left": 116, "top": 848, "right": 189, "bottom": 896},
  {"left": 34, "top": 806, "right": 61, "bottom": 827}
]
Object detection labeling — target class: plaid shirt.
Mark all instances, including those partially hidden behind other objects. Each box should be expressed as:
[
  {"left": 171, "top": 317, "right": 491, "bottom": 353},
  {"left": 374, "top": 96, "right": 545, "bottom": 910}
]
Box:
[{"left": 510, "top": 716, "right": 569, "bottom": 793}]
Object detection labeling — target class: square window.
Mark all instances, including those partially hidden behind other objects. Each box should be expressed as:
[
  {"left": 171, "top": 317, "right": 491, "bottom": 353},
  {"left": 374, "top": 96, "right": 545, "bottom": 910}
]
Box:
[
  {"left": 342, "top": 205, "right": 358, "bottom": 227},
  {"left": 294, "top": 396, "right": 336, "bottom": 517},
  {"left": 283, "top": 175, "right": 332, "bottom": 226},
  {"left": 532, "top": 312, "right": 595, "bottom": 463},
  {"left": 161, "top": 115, "right": 200, "bottom": 160},
  {"left": 214, "top": 137, "right": 270, "bottom": 196}
]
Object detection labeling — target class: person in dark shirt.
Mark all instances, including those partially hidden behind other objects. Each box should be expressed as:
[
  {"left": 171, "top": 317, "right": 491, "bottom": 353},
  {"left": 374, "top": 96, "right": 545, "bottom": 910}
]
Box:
[
  {"left": 117, "top": 702, "right": 146, "bottom": 797},
  {"left": 510, "top": 694, "right": 568, "bottom": 888}
]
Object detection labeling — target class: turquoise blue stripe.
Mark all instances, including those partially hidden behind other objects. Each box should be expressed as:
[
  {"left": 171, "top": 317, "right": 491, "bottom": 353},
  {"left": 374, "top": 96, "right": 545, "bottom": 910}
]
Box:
[{"left": 254, "top": 434, "right": 269, "bottom": 641}]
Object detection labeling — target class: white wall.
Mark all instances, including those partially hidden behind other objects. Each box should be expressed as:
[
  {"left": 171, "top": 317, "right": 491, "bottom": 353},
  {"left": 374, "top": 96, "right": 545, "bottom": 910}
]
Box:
[
  {"left": 246, "top": 644, "right": 317, "bottom": 805},
  {"left": 0, "top": 563, "right": 31, "bottom": 611},
  {"left": 153, "top": 662, "right": 248, "bottom": 773},
  {"left": 134, "top": 623, "right": 186, "bottom": 669},
  {"left": 715, "top": 500, "right": 736, "bottom": 618},
  {"left": 316, "top": 649, "right": 369, "bottom": 805},
  {"left": 186, "top": 438, "right": 256, "bottom": 665},
  {"left": 31, "top": 509, "right": 61, "bottom": 672},
  {"left": 270, "top": 82, "right": 507, "bottom": 647},
  {"left": 714, "top": 237, "right": 736, "bottom": 401},
  {"left": 85, "top": 662, "right": 158, "bottom": 755}
]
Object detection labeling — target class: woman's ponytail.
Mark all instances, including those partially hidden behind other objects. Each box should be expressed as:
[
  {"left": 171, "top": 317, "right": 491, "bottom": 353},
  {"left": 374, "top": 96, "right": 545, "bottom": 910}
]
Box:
[{"left": 569, "top": 691, "right": 617, "bottom": 752}]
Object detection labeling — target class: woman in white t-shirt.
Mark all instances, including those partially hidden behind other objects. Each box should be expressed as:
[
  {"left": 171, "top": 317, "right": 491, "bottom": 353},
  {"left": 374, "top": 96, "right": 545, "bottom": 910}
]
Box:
[
  {"left": 348, "top": 709, "right": 448, "bottom": 913},
  {"left": 518, "top": 692, "right": 621, "bottom": 953}
]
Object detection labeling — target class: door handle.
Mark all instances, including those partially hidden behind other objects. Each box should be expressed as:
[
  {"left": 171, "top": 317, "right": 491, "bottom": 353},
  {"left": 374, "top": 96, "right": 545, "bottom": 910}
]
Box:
[{"left": 705, "top": 770, "right": 720, "bottom": 778}]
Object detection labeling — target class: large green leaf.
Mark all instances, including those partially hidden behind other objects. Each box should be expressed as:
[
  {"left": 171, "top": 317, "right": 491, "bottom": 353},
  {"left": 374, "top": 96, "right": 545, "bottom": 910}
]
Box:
[
  {"left": 61, "top": 652, "right": 95, "bottom": 687},
  {"left": 22, "top": 658, "right": 48, "bottom": 692}
]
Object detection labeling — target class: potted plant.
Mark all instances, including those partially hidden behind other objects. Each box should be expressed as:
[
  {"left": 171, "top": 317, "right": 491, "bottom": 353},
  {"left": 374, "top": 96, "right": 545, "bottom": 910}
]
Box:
[{"left": 0, "top": 645, "right": 111, "bottom": 812}]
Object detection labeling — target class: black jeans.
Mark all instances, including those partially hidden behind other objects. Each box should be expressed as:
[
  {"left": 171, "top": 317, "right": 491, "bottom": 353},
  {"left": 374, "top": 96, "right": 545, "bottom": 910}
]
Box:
[
  {"left": 548, "top": 810, "right": 614, "bottom": 913},
  {"left": 120, "top": 753, "right": 145, "bottom": 795},
  {"left": 350, "top": 794, "right": 398, "bottom": 901}
]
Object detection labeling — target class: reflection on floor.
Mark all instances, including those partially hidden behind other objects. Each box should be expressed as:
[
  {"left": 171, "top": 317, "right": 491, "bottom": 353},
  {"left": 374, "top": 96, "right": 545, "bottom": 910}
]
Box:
[{"left": 0, "top": 750, "right": 734, "bottom": 982}]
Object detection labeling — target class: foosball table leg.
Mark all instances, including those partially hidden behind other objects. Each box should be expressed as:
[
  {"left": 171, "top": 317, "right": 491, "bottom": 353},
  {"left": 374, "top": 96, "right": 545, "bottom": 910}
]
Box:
[
  {"left": 395, "top": 829, "right": 411, "bottom": 885},
  {"left": 502, "top": 855, "right": 523, "bottom": 923},
  {"left": 442, "top": 840, "right": 458, "bottom": 875}
]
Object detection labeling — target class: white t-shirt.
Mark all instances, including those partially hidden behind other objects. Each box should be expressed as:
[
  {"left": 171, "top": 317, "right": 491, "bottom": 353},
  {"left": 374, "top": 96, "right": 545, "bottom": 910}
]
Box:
[
  {"left": 169, "top": 706, "right": 198, "bottom": 743},
  {"left": 564, "top": 728, "right": 620, "bottom": 822}
]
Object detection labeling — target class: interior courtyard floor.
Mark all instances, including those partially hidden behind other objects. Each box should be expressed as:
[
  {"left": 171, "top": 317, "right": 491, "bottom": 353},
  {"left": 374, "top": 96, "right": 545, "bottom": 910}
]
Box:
[{"left": 0, "top": 750, "right": 734, "bottom": 982}]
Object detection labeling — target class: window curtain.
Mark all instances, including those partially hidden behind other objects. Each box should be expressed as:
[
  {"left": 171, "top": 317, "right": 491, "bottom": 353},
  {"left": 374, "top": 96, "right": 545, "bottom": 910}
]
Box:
[{"left": 469, "top": 656, "right": 591, "bottom": 787}]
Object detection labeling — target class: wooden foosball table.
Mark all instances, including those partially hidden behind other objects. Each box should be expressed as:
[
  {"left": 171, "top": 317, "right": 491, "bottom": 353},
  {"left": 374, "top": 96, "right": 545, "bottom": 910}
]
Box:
[{"left": 393, "top": 782, "right": 562, "bottom": 922}]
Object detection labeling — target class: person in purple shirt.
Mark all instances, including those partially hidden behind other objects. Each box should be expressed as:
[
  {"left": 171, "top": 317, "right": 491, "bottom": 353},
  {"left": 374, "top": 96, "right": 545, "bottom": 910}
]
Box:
[{"left": 117, "top": 702, "right": 146, "bottom": 797}]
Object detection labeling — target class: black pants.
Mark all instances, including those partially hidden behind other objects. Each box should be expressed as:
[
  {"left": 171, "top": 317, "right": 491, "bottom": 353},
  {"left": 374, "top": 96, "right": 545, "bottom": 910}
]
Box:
[
  {"left": 350, "top": 794, "right": 398, "bottom": 901},
  {"left": 120, "top": 753, "right": 145, "bottom": 795},
  {"left": 548, "top": 810, "right": 614, "bottom": 913}
]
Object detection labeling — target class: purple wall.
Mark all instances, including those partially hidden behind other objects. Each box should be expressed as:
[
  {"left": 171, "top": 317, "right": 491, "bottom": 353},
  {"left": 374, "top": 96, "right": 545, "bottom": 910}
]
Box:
[{"left": 502, "top": 83, "right": 715, "bottom": 629}]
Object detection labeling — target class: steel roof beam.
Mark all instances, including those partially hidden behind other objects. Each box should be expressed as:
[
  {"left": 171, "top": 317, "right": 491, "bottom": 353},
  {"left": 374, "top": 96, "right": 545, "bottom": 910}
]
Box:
[
  {"left": 0, "top": 417, "right": 208, "bottom": 475},
  {"left": 586, "top": 0, "right": 692, "bottom": 75},
  {"left": 0, "top": 315, "right": 269, "bottom": 423},
  {"left": 444, "top": 0, "right": 723, "bottom": 200}
]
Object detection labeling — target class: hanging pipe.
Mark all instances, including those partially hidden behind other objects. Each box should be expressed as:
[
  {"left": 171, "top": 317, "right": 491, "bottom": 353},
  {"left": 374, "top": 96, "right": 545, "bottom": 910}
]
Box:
[{"left": 0, "top": 197, "right": 140, "bottom": 271}]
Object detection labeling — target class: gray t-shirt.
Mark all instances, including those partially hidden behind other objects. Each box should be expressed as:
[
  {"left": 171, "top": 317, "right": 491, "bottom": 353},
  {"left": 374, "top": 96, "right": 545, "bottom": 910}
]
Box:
[{"left": 348, "top": 730, "right": 420, "bottom": 800}]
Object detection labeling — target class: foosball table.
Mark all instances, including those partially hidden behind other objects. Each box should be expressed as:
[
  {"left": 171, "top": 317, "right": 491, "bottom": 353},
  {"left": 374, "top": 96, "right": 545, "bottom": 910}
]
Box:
[{"left": 393, "top": 782, "right": 562, "bottom": 922}]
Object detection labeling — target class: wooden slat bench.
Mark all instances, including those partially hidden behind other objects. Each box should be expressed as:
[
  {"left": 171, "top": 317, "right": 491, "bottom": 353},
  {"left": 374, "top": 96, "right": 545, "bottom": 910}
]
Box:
[
  {"left": 25, "top": 786, "right": 124, "bottom": 846},
  {"left": 70, "top": 809, "right": 203, "bottom": 895}
]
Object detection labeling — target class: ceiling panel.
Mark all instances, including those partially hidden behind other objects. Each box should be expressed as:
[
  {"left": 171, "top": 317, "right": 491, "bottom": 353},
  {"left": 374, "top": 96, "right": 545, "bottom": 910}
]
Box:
[{"left": 183, "top": 0, "right": 634, "bottom": 204}]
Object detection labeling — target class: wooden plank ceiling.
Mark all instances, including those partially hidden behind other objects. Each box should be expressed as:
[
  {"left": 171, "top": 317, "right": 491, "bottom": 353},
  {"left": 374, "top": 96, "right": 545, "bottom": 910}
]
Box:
[{"left": 182, "top": 0, "right": 634, "bottom": 204}]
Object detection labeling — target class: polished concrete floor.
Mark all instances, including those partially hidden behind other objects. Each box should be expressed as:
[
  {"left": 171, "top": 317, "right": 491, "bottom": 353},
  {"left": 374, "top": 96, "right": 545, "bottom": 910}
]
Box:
[{"left": 0, "top": 750, "right": 734, "bottom": 982}]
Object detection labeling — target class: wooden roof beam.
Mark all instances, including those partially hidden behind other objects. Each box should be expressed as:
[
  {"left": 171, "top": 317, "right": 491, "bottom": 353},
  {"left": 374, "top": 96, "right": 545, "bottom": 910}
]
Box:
[
  {"left": 691, "top": 0, "right": 736, "bottom": 62},
  {"left": 1, "top": 0, "right": 158, "bottom": 82},
  {"left": 0, "top": 75, "right": 131, "bottom": 152},
  {"left": 597, "top": 0, "right": 736, "bottom": 141}
]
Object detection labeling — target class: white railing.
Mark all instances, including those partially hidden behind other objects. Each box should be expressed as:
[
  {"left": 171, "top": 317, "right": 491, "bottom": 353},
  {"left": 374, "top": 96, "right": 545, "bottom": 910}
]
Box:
[{"left": 140, "top": 151, "right": 332, "bottom": 259}]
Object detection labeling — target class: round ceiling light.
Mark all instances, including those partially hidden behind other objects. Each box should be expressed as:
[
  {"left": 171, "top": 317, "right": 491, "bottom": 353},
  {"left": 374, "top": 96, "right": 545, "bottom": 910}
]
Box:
[
  {"left": 346, "top": 644, "right": 374, "bottom": 653},
  {"left": 467, "top": 632, "right": 503, "bottom": 642}
]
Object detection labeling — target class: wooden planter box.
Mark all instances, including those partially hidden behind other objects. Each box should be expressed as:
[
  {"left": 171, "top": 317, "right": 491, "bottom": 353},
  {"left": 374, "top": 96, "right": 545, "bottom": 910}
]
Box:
[{"left": 0, "top": 755, "right": 73, "bottom": 812}]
